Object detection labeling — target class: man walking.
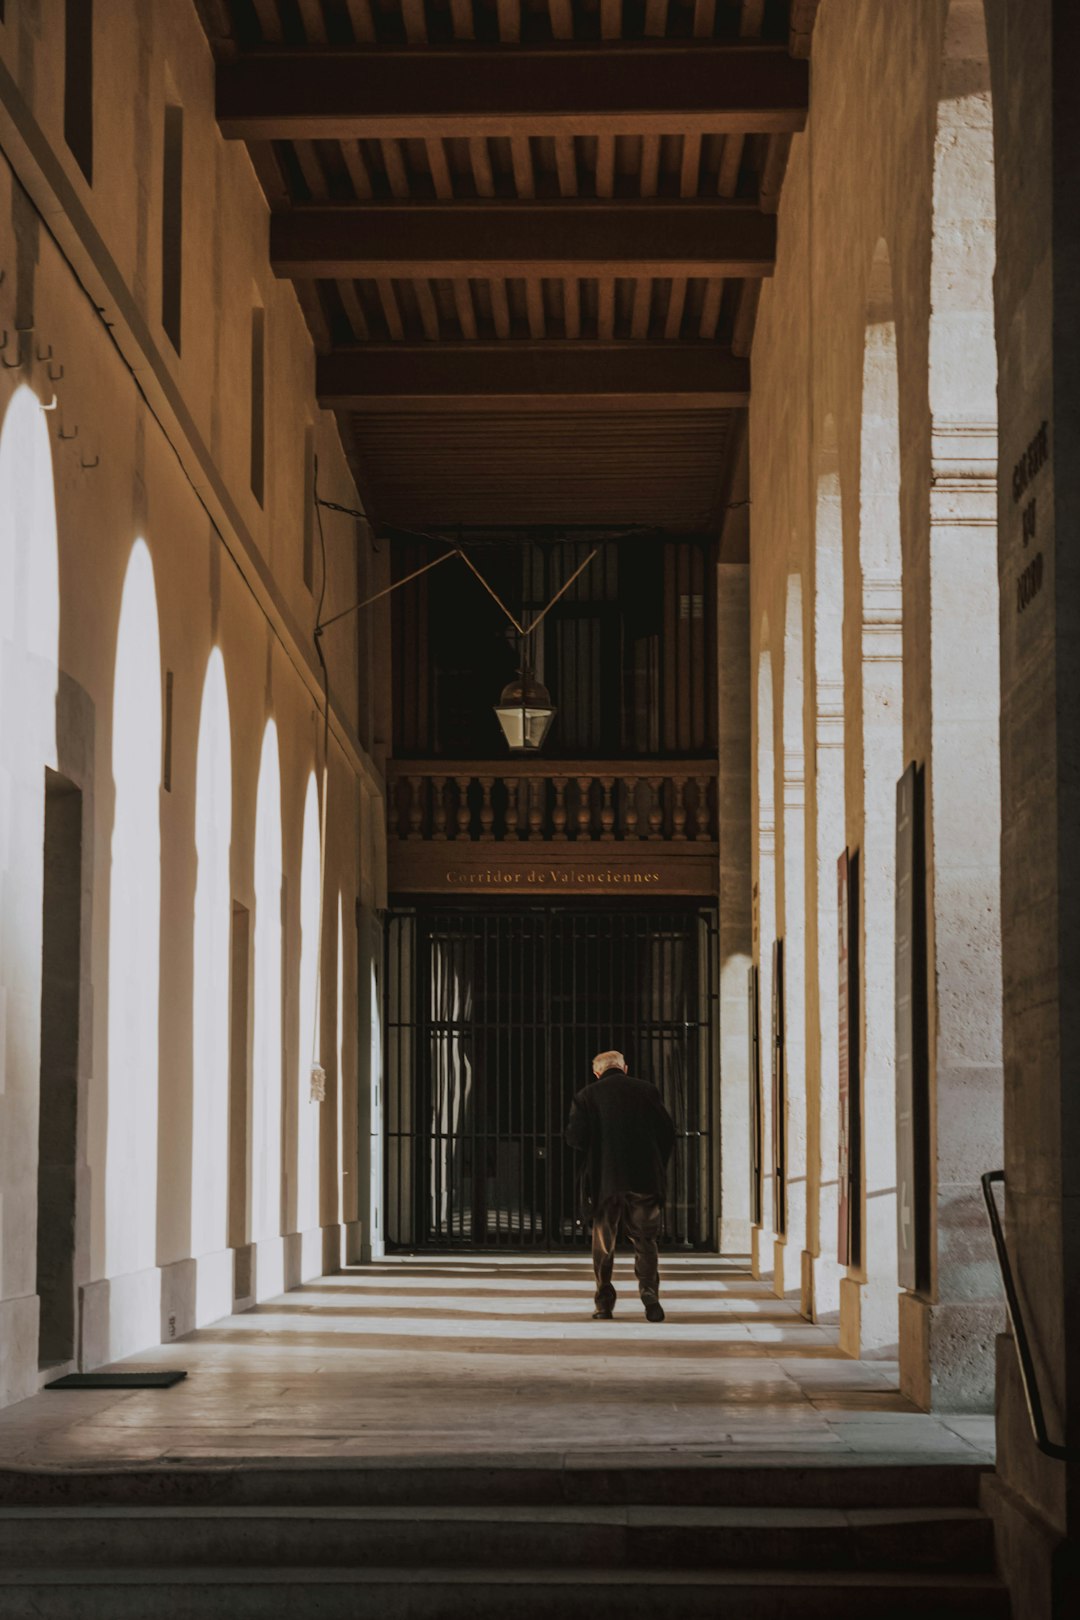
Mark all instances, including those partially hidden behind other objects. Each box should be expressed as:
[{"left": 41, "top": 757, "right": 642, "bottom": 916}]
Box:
[{"left": 565, "top": 1050, "right": 676, "bottom": 1322}]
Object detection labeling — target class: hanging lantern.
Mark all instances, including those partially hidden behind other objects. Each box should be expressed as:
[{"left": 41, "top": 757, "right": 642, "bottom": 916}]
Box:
[{"left": 494, "top": 669, "right": 556, "bottom": 752}]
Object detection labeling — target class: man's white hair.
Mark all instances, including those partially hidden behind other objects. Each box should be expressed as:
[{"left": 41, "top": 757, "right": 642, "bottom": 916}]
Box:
[{"left": 592, "top": 1049, "right": 626, "bottom": 1077}]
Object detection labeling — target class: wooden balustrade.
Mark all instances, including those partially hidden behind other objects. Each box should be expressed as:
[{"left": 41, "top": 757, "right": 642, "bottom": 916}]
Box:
[{"left": 387, "top": 762, "right": 718, "bottom": 844}]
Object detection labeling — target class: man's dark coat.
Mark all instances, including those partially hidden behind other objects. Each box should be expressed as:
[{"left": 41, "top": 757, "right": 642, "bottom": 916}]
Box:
[{"left": 565, "top": 1072, "right": 676, "bottom": 1212}]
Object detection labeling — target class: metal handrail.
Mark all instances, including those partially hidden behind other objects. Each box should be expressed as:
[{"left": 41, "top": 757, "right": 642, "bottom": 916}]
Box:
[{"left": 981, "top": 1170, "right": 1069, "bottom": 1462}]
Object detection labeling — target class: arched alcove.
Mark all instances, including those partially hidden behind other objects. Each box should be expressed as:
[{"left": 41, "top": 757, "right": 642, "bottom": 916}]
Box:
[
  {"left": 912, "top": 0, "right": 1003, "bottom": 1409},
  {"left": 755, "top": 640, "right": 777, "bottom": 1271},
  {"left": 106, "top": 540, "right": 162, "bottom": 1278},
  {"left": 0, "top": 385, "right": 60, "bottom": 1348},
  {"left": 252, "top": 720, "right": 283, "bottom": 1250},
  {"left": 296, "top": 771, "right": 322, "bottom": 1234},
  {"left": 191, "top": 648, "right": 232, "bottom": 1258},
  {"left": 810, "top": 416, "right": 846, "bottom": 1322},
  {"left": 780, "top": 572, "right": 807, "bottom": 1300},
  {"left": 856, "top": 239, "right": 905, "bottom": 1356}
]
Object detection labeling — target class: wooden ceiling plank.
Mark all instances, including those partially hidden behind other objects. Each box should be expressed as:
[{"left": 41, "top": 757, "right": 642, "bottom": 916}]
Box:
[
  {"left": 640, "top": 134, "right": 660, "bottom": 198},
  {"left": 643, "top": 0, "right": 668, "bottom": 35},
  {"left": 453, "top": 278, "right": 478, "bottom": 338},
  {"left": 377, "top": 277, "right": 406, "bottom": 339},
  {"left": 525, "top": 279, "right": 546, "bottom": 339},
  {"left": 345, "top": 0, "right": 377, "bottom": 43},
  {"left": 426, "top": 137, "right": 454, "bottom": 198},
  {"left": 337, "top": 277, "right": 371, "bottom": 340},
  {"left": 490, "top": 278, "right": 512, "bottom": 338},
  {"left": 248, "top": 142, "right": 291, "bottom": 208},
  {"left": 664, "top": 275, "right": 687, "bottom": 339},
  {"left": 731, "top": 276, "right": 760, "bottom": 355},
  {"left": 595, "top": 135, "right": 616, "bottom": 198},
  {"left": 554, "top": 135, "right": 578, "bottom": 197},
  {"left": 293, "top": 140, "right": 329, "bottom": 198},
  {"left": 415, "top": 279, "right": 442, "bottom": 341},
  {"left": 563, "top": 277, "right": 581, "bottom": 339},
  {"left": 497, "top": 0, "right": 522, "bottom": 41},
  {"left": 698, "top": 275, "right": 723, "bottom": 339},
  {"left": 469, "top": 137, "right": 496, "bottom": 197},
  {"left": 341, "top": 140, "right": 375, "bottom": 198},
  {"left": 270, "top": 201, "right": 778, "bottom": 278},
  {"left": 381, "top": 137, "right": 412, "bottom": 198},
  {"left": 630, "top": 278, "right": 652, "bottom": 340},
  {"left": 717, "top": 132, "right": 744, "bottom": 196},
  {"left": 318, "top": 342, "right": 751, "bottom": 406},
  {"left": 680, "top": 132, "right": 702, "bottom": 197},
  {"left": 251, "top": 0, "right": 284, "bottom": 43},
  {"left": 597, "top": 277, "right": 615, "bottom": 340},
  {"left": 449, "top": 0, "right": 475, "bottom": 38},
  {"left": 601, "top": 0, "right": 623, "bottom": 39},
  {"left": 510, "top": 135, "right": 536, "bottom": 199},
  {"left": 401, "top": 0, "right": 429, "bottom": 44},
  {"left": 741, "top": 0, "right": 765, "bottom": 35},
  {"left": 547, "top": 0, "right": 574, "bottom": 38},
  {"left": 692, "top": 0, "right": 716, "bottom": 38},
  {"left": 760, "top": 131, "right": 792, "bottom": 213},
  {"left": 217, "top": 48, "right": 811, "bottom": 139},
  {"left": 296, "top": 0, "right": 329, "bottom": 43}
]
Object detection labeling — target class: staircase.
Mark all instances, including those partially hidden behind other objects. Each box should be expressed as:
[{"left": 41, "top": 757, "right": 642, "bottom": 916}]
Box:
[{"left": 0, "top": 1459, "right": 1009, "bottom": 1618}]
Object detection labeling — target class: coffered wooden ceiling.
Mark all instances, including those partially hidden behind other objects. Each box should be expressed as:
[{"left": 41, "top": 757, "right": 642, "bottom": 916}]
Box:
[{"left": 198, "top": 0, "right": 817, "bottom": 533}]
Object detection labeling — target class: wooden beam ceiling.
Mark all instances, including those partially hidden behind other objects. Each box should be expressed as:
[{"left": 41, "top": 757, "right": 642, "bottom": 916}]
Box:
[
  {"left": 271, "top": 203, "right": 776, "bottom": 280},
  {"left": 216, "top": 45, "right": 809, "bottom": 141},
  {"left": 317, "top": 343, "right": 750, "bottom": 409}
]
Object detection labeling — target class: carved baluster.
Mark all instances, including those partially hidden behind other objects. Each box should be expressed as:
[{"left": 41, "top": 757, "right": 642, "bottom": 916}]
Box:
[
  {"left": 407, "top": 775, "right": 425, "bottom": 840},
  {"left": 388, "top": 778, "right": 402, "bottom": 840},
  {"left": 479, "top": 775, "right": 495, "bottom": 841},
  {"left": 695, "top": 773, "right": 712, "bottom": 841},
  {"left": 552, "top": 776, "right": 569, "bottom": 840},
  {"left": 528, "top": 775, "right": 545, "bottom": 841},
  {"left": 455, "top": 775, "right": 472, "bottom": 840},
  {"left": 623, "top": 776, "right": 639, "bottom": 840},
  {"left": 504, "top": 777, "right": 520, "bottom": 840},
  {"left": 576, "top": 776, "right": 593, "bottom": 840},
  {"left": 647, "top": 776, "right": 665, "bottom": 840},
  {"left": 599, "top": 775, "right": 615, "bottom": 841},
  {"left": 431, "top": 775, "right": 448, "bottom": 840},
  {"left": 672, "top": 775, "right": 688, "bottom": 841}
]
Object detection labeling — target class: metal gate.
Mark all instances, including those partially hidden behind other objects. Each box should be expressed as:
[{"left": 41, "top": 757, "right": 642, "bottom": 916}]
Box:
[{"left": 383, "top": 904, "right": 718, "bottom": 1251}]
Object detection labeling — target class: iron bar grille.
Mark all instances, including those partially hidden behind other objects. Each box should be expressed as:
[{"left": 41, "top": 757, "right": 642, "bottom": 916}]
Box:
[{"left": 383, "top": 903, "right": 718, "bottom": 1251}]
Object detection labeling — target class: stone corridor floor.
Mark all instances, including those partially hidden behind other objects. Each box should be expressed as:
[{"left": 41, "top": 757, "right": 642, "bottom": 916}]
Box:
[{"left": 0, "top": 1258, "right": 995, "bottom": 1470}]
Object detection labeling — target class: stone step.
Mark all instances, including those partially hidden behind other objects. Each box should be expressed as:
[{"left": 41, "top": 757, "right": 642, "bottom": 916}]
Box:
[
  {"left": 0, "top": 1459, "right": 992, "bottom": 1510},
  {"left": 0, "top": 1565, "right": 1011, "bottom": 1620},
  {"left": 0, "top": 1503, "right": 996, "bottom": 1573}
]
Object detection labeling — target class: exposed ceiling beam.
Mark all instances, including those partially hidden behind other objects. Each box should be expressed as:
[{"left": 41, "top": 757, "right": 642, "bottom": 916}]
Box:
[
  {"left": 216, "top": 46, "right": 809, "bottom": 141},
  {"left": 271, "top": 202, "right": 776, "bottom": 279},
  {"left": 316, "top": 343, "right": 750, "bottom": 411}
]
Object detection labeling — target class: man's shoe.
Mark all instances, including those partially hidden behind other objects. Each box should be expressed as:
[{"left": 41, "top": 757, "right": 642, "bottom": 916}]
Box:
[
  {"left": 642, "top": 1292, "right": 665, "bottom": 1323},
  {"left": 592, "top": 1307, "right": 614, "bottom": 1320}
]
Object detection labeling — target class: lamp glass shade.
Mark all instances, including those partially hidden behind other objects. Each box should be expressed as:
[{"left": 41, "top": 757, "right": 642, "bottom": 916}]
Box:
[{"left": 495, "top": 672, "right": 556, "bottom": 751}]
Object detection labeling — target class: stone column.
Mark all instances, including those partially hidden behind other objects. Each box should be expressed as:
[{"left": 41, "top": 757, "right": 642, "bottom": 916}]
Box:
[{"left": 717, "top": 564, "right": 752, "bottom": 1253}]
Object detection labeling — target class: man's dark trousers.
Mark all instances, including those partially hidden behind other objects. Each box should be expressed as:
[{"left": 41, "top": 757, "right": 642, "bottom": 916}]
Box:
[{"left": 591, "top": 1192, "right": 663, "bottom": 1312}]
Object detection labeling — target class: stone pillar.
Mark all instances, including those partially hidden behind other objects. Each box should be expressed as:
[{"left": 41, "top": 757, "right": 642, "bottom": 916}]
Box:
[
  {"left": 778, "top": 736, "right": 808, "bottom": 1302},
  {"left": 981, "top": 1, "right": 1080, "bottom": 1612},
  {"left": 717, "top": 564, "right": 752, "bottom": 1253}
]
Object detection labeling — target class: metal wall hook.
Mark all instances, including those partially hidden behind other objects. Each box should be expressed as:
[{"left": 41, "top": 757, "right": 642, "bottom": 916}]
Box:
[
  {"left": 40, "top": 394, "right": 57, "bottom": 411},
  {"left": 47, "top": 361, "right": 64, "bottom": 381},
  {"left": 1, "top": 352, "right": 23, "bottom": 370},
  {"left": 36, "top": 342, "right": 53, "bottom": 362},
  {"left": 57, "top": 423, "right": 78, "bottom": 440},
  {"left": 79, "top": 453, "right": 100, "bottom": 470}
]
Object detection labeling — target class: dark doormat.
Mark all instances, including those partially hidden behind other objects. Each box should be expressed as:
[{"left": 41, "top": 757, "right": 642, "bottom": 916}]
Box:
[{"left": 45, "top": 1371, "right": 187, "bottom": 1390}]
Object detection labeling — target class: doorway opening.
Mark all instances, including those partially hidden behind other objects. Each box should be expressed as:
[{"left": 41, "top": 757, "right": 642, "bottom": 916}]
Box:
[
  {"left": 36, "top": 769, "right": 83, "bottom": 1369},
  {"left": 384, "top": 902, "right": 718, "bottom": 1252}
]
